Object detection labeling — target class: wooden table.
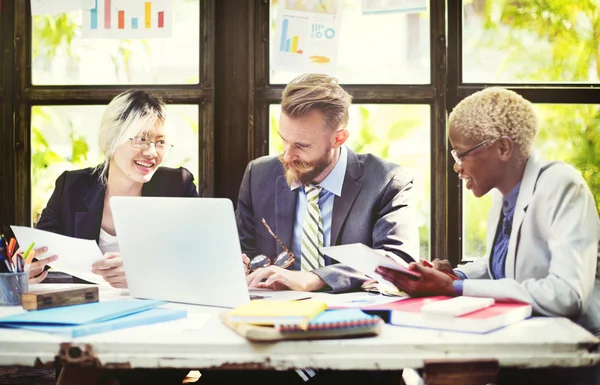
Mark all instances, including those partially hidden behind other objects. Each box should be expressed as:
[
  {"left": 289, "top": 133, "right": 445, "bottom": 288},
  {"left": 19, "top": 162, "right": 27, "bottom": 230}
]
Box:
[{"left": 0, "top": 285, "right": 598, "bottom": 385}]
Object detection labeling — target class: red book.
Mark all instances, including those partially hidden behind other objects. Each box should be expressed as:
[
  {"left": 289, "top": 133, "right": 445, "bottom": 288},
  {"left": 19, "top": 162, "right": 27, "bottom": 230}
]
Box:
[{"left": 361, "top": 296, "right": 532, "bottom": 334}]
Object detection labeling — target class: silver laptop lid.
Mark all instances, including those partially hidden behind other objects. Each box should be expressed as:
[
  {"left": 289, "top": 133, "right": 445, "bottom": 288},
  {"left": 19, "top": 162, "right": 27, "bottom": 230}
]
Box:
[{"left": 111, "top": 196, "right": 250, "bottom": 308}]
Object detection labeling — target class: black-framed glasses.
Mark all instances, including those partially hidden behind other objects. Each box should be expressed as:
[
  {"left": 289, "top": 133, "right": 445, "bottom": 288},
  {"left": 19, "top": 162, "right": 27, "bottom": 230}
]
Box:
[
  {"left": 247, "top": 218, "right": 295, "bottom": 272},
  {"left": 450, "top": 136, "right": 501, "bottom": 166},
  {"left": 129, "top": 136, "right": 173, "bottom": 154}
]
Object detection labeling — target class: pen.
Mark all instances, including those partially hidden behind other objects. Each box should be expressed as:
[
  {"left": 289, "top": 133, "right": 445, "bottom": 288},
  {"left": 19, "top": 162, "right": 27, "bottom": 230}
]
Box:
[
  {"left": 6, "top": 238, "right": 16, "bottom": 259},
  {"left": 421, "top": 259, "right": 460, "bottom": 281}
]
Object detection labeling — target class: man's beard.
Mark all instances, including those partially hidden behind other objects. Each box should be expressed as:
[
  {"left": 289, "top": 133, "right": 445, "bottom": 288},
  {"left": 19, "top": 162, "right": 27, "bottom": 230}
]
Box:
[{"left": 278, "top": 151, "right": 332, "bottom": 187}]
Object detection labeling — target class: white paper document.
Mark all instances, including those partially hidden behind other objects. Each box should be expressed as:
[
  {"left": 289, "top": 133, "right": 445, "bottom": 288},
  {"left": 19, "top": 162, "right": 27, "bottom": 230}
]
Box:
[
  {"left": 11, "top": 226, "right": 108, "bottom": 286},
  {"left": 272, "top": 0, "right": 344, "bottom": 76},
  {"left": 321, "top": 291, "right": 408, "bottom": 308},
  {"left": 361, "top": 0, "right": 427, "bottom": 15},
  {"left": 321, "top": 243, "right": 415, "bottom": 287}
]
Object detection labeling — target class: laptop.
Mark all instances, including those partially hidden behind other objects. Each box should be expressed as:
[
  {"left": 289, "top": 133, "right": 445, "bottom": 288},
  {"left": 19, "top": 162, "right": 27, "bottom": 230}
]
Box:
[
  {"left": 111, "top": 196, "right": 312, "bottom": 308},
  {"left": 111, "top": 196, "right": 252, "bottom": 308}
]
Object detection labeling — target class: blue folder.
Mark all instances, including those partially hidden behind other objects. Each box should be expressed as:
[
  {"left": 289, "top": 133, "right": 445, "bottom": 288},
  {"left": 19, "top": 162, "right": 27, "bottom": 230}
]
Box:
[
  {"left": 0, "top": 299, "right": 186, "bottom": 337},
  {"left": 1, "top": 308, "right": 187, "bottom": 338}
]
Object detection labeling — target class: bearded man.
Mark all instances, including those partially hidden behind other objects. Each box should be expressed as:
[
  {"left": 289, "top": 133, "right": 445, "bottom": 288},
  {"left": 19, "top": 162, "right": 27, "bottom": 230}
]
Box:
[{"left": 236, "top": 73, "right": 419, "bottom": 293}]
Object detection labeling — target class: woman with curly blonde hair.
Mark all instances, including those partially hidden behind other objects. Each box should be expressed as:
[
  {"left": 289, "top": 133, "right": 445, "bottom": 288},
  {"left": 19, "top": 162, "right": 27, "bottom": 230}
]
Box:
[{"left": 377, "top": 87, "right": 600, "bottom": 384}]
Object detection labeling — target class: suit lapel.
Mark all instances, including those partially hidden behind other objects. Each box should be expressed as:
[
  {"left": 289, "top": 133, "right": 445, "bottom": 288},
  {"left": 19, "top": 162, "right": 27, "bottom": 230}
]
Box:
[
  {"left": 505, "top": 154, "right": 542, "bottom": 279},
  {"left": 331, "top": 149, "right": 363, "bottom": 246},
  {"left": 75, "top": 173, "right": 105, "bottom": 242},
  {"left": 275, "top": 175, "right": 297, "bottom": 256}
]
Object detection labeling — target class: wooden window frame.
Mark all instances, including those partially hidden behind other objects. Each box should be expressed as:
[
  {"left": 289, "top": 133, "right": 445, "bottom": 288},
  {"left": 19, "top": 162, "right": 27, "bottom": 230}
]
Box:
[
  {"left": 1, "top": 0, "right": 215, "bottom": 229},
  {"left": 251, "top": 0, "right": 450, "bottom": 262}
]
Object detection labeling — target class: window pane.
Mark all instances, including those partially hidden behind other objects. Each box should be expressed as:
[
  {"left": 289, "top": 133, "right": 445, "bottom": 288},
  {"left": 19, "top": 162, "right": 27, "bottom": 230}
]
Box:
[
  {"left": 31, "top": 0, "right": 200, "bottom": 85},
  {"left": 270, "top": 104, "right": 431, "bottom": 259},
  {"left": 269, "top": 0, "right": 430, "bottom": 84},
  {"left": 462, "top": 0, "right": 600, "bottom": 83},
  {"left": 462, "top": 104, "right": 600, "bottom": 260},
  {"left": 31, "top": 105, "right": 199, "bottom": 225}
]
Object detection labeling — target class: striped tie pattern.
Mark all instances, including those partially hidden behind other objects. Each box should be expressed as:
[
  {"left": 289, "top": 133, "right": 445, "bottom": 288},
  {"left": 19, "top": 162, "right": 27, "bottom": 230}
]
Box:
[{"left": 301, "top": 185, "right": 324, "bottom": 271}]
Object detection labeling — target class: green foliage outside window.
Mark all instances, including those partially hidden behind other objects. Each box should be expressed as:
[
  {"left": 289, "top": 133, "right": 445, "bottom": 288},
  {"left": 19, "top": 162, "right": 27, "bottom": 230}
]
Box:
[{"left": 463, "top": 0, "right": 600, "bottom": 259}]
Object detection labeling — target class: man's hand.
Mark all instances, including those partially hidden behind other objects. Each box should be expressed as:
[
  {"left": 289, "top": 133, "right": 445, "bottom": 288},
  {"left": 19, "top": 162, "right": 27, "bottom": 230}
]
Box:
[
  {"left": 246, "top": 266, "right": 326, "bottom": 292},
  {"left": 242, "top": 253, "right": 250, "bottom": 275},
  {"left": 91, "top": 252, "right": 127, "bottom": 288},
  {"left": 375, "top": 263, "right": 455, "bottom": 297}
]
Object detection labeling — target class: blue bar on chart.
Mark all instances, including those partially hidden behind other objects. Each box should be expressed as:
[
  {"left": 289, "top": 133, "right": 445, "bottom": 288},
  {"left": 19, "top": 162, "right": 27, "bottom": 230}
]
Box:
[
  {"left": 132, "top": 17, "right": 139, "bottom": 29},
  {"left": 280, "top": 18, "right": 289, "bottom": 52},
  {"left": 90, "top": 0, "right": 98, "bottom": 29}
]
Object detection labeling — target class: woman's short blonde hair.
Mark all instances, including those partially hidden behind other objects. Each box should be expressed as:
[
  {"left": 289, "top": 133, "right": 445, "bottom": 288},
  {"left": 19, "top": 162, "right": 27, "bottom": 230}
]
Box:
[
  {"left": 281, "top": 73, "right": 352, "bottom": 131},
  {"left": 97, "top": 90, "right": 167, "bottom": 183},
  {"left": 448, "top": 87, "right": 538, "bottom": 164}
]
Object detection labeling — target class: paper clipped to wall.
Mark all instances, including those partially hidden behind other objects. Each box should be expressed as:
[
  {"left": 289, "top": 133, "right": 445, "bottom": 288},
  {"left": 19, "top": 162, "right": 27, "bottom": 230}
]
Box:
[
  {"left": 30, "top": 0, "right": 96, "bottom": 16},
  {"left": 361, "top": 0, "right": 427, "bottom": 15},
  {"left": 272, "top": 0, "right": 344, "bottom": 76},
  {"left": 82, "top": 0, "right": 173, "bottom": 39}
]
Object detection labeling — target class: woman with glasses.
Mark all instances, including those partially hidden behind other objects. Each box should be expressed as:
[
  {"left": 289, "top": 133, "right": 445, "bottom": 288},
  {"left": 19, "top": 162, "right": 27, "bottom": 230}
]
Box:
[
  {"left": 376, "top": 87, "right": 599, "bottom": 384},
  {"left": 33, "top": 90, "right": 198, "bottom": 287}
]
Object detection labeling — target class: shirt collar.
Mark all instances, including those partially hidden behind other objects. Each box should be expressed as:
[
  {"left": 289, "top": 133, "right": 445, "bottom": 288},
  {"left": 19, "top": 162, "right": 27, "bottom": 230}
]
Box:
[
  {"left": 290, "top": 145, "right": 347, "bottom": 197},
  {"left": 502, "top": 180, "right": 521, "bottom": 216}
]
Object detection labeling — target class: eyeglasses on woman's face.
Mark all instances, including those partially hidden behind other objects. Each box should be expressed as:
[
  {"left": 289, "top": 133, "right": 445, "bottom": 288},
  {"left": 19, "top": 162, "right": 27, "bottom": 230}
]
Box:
[
  {"left": 129, "top": 136, "right": 173, "bottom": 155},
  {"left": 451, "top": 136, "right": 501, "bottom": 166}
]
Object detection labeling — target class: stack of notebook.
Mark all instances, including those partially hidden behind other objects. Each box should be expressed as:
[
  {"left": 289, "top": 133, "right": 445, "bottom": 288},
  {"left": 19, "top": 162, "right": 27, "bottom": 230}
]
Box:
[{"left": 222, "top": 299, "right": 383, "bottom": 341}]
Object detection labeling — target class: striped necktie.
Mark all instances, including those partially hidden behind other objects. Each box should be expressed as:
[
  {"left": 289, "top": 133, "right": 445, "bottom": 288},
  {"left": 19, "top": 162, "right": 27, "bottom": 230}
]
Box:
[{"left": 301, "top": 185, "right": 324, "bottom": 271}]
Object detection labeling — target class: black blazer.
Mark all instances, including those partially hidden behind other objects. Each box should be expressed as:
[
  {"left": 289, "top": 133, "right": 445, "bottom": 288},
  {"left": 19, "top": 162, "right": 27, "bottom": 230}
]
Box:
[{"left": 36, "top": 166, "right": 199, "bottom": 242}]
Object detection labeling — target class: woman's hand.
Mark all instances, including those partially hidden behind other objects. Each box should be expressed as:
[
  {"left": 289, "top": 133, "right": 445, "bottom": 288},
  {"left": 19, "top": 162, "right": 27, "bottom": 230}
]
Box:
[
  {"left": 426, "top": 258, "right": 460, "bottom": 279},
  {"left": 375, "top": 263, "right": 455, "bottom": 297},
  {"left": 13, "top": 246, "right": 58, "bottom": 284},
  {"left": 91, "top": 252, "right": 127, "bottom": 288}
]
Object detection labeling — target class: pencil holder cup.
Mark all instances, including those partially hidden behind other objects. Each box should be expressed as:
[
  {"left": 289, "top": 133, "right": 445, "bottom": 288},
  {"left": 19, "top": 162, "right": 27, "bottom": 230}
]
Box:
[{"left": 0, "top": 272, "right": 29, "bottom": 306}]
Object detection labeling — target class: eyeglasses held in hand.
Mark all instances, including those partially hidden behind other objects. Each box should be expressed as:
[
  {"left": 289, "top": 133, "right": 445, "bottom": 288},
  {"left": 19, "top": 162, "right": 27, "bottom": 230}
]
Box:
[
  {"left": 247, "top": 219, "right": 295, "bottom": 272},
  {"left": 129, "top": 136, "right": 173, "bottom": 154}
]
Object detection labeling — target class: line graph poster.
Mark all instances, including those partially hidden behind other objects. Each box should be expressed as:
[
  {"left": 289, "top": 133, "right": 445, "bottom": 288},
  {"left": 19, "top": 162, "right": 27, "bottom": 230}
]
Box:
[
  {"left": 272, "top": 0, "right": 344, "bottom": 76},
  {"left": 82, "top": 0, "right": 173, "bottom": 39}
]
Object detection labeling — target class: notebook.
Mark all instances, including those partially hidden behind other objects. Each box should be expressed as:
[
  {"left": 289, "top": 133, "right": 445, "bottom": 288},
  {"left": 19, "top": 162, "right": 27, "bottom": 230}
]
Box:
[
  {"left": 221, "top": 308, "right": 383, "bottom": 341},
  {"left": 228, "top": 299, "right": 327, "bottom": 327},
  {"left": 361, "top": 296, "right": 532, "bottom": 334}
]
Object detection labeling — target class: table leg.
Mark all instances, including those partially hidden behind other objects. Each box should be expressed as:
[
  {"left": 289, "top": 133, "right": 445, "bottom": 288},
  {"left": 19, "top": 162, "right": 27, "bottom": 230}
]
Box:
[{"left": 422, "top": 359, "right": 499, "bottom": 385}]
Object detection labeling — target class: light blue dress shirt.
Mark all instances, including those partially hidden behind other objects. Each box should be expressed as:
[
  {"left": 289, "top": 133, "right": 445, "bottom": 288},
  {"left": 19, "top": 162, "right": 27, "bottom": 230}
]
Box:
[
  {"left": 453, "top": 181, "right": 522, "bottom": 294},
  {"left": 289, "top": 146, "right": 348, "bottom": 271}
]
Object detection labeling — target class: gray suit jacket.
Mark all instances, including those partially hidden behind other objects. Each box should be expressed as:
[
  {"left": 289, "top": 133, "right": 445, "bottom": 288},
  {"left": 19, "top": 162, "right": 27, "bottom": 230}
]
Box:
[
  {"left": 457, "top": 154, "right": 600, "bottom": 337},
  {"left": 235, "top": 148, "right": 419, "bottom": 293}
]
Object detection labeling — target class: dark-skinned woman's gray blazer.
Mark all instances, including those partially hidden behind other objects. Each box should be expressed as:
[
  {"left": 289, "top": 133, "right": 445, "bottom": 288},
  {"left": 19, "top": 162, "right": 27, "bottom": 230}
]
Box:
[{"left": 36, "top": 166, "right": 199, "bottom": 242}]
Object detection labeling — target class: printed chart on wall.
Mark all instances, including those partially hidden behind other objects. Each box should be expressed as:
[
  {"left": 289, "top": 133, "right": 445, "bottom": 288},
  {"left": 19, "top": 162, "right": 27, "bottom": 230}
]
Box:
[
  {"left": 82, "top": 0, "right": 173, "bottom": 39},
  {"left": 272, "top": 0, "right": 344, "bottom": 76}
]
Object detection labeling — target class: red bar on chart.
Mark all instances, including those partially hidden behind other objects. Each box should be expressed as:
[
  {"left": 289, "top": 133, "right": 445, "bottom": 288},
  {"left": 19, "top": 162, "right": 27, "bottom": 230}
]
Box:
[
  {"left": 158, "top": 11, "right": 164, "bottom": 28},
  {"left": 104, "top": 0, "right": 111, "bottom": 29},
  {"left": 118, "top": 10, "right": 124, "bottom": 29}
]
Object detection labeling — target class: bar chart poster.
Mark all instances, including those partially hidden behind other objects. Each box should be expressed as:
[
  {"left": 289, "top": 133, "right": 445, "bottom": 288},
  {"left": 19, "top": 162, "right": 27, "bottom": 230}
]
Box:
[
  {"left": 272, "top": 0, "right": 343, "bottom": 76},
  {"left": 82, "top": 0, "right": 173, "bottom": 39}
]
